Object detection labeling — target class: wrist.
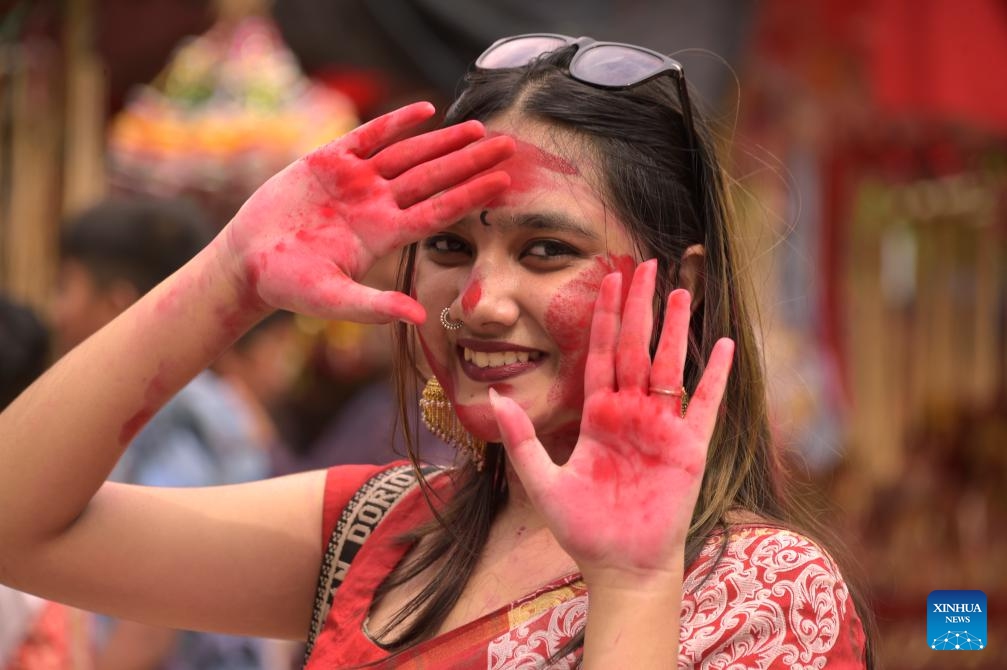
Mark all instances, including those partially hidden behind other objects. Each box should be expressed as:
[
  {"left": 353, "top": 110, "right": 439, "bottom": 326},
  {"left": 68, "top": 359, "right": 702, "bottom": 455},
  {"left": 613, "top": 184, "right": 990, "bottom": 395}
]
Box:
[
  {"left": 205, "top": 231, "right": 273, "bottom": 330},
  {"left": 582, "top": 564, "right": 684, "bottom": 670},
  {"left": 580, "top": 556, "right": 686, "bottom": 596}
]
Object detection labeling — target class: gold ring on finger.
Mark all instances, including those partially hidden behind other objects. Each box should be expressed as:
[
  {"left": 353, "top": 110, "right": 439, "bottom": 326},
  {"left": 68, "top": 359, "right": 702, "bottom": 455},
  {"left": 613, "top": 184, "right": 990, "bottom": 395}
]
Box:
[{"left": 649, "top": 386, "right": 689, "bottom": 417}]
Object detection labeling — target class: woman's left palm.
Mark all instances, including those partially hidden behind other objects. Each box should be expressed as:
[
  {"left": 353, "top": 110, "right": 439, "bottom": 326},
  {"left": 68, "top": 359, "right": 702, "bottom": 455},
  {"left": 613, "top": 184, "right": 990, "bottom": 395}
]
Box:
[{"left": 491, "top": 260, "right": 734, "bottom": 580}]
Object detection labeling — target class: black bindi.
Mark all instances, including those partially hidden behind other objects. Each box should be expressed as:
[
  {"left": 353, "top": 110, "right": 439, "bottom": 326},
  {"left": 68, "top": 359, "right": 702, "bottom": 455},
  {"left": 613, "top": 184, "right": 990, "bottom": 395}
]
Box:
[{"left": 479, "top": 210, "right": 492, "bottom": 227}]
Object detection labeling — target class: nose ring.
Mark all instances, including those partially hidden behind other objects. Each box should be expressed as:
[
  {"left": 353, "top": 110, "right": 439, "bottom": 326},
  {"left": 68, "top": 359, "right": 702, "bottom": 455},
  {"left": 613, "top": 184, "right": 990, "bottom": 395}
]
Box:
[{"left": 440, "top": 307, "right": 463, "bottom": 331}]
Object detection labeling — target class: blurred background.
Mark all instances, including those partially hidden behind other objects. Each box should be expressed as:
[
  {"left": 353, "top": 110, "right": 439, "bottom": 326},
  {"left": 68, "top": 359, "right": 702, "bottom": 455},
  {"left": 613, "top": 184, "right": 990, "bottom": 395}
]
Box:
[{"left": 0, "top": 0, "right": 1004, "bottom": 668}]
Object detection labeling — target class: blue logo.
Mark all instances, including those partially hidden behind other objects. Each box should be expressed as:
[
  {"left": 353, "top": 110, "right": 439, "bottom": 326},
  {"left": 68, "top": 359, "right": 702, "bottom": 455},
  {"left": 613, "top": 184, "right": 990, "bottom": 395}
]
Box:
[{"left": 928, "top": 590, "right": 987, "bottom": 651}]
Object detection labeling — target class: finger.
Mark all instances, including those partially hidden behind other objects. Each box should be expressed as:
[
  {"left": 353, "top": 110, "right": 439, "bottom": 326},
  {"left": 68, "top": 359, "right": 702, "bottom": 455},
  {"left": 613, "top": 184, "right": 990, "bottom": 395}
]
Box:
[
  {"left": 489, "top": 388, "right": 556, "bottom": 499},
  {"left": 398, "top": 171, "right": 511, "bottom": 239},
  {"left": 366, "top": 290, "right": 428, "bottom": 325},
  {"left": 648, "top": 288, "right": 692, "bottom": 403},
  {"left": 372, "top": 120, "right": 486, "bottom": 179},
  {"left": 583, "top": 272, "right": 623, "bottom": 397},
  {"left": 266, "top": 267, "right": 427, "bottom": 325},
  {"left": 683, "top": 338, "right": 735, "bottom": 436},
  {"left": 391, "top": 135, "right": 516, "bottom": 208},
  {"left": 614, "top": 259, "right": 657, "bottom": 392},
  {"left": 344, "top": 102, "right": 437, "bottom": 158}
]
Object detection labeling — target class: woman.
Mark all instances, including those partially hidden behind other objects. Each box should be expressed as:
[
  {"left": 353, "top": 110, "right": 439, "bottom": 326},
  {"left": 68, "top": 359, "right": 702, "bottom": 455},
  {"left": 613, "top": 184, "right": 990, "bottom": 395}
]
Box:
[{"left": 0, "top": 35, "right": 870, "bottom": 668}]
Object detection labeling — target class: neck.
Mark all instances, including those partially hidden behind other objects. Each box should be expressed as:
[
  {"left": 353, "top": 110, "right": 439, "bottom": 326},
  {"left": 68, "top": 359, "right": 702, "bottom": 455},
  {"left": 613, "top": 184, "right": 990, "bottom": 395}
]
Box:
[
  {"left": 502, "top": 459, "right": 549, "bottom": 525},
  {"left": 498, "top": 420, "right": 577, "bottom": 514},
  {"left": 500, "top": 458, "right": 580, "bottom": 577},
  {"left": 539, "top": 421, "right": 579, "bottom": 464}
]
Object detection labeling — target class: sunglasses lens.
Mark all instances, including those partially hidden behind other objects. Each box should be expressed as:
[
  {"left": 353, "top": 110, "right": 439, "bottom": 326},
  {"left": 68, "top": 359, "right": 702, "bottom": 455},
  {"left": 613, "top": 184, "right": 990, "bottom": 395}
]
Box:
[
  {"left": 477, "top": 36, "right": 570, "bottom": 69},
  {"left": 572, "top": 46, "right": 667, "bottom": 87}
]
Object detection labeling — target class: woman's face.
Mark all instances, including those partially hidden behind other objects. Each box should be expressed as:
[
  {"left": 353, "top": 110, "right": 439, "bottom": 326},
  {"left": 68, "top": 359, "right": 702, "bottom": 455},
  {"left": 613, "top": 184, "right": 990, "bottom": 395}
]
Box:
[{"left": 414, "top": 116, "right": 640, "bottom": 451}]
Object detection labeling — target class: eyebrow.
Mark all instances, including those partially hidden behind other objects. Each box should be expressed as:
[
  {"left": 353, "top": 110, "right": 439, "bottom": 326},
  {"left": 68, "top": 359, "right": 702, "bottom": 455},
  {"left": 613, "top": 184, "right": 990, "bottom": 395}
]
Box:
[{"left": 504, "top": 212, "right": 601, "bottom": 241}]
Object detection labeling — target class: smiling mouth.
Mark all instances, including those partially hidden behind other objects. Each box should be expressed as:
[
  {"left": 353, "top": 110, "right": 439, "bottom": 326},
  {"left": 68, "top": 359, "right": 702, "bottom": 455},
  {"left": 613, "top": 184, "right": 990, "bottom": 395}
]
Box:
[
  {"left": 457, "top": 345, "right": 546, "bottom": 382},
  {"left": 462, "top": 347, "right": 543, "bottom": 369}
]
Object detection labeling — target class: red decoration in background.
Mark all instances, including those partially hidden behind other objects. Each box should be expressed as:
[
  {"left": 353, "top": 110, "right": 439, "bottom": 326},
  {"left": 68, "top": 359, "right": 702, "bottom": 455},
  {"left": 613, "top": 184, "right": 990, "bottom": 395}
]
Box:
[
  {"left": 314, "top": 67, "right": 390, "bottom": 120},
  {"left": 871, "top": 0, "right": 1007, "bottom": 136},
  {"left": 758, "top": 0, "right": 1007, "bottom": 137}
]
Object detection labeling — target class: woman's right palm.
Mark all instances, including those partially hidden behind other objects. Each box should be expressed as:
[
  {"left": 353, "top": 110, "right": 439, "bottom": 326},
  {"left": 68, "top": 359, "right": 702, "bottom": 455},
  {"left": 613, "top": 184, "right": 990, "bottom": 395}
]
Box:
[{"left": 222, "top": 102, "right": 514, "bottom": 325}]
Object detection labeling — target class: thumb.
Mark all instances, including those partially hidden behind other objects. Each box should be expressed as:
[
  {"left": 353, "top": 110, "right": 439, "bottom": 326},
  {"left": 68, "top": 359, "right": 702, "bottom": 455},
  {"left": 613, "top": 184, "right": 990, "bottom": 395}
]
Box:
[
  {"left": 259, "top": 263, "right": 424, "bottom": 324},
  {"left": 488, "top": 388, "right": 555, "bottom": 499}
]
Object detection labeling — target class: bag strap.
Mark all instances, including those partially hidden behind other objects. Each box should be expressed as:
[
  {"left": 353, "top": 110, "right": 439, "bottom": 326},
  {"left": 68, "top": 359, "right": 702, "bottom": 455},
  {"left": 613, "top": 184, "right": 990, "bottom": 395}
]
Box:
[{"left": 304, "top": 462, "right": 440, "bottom": 660}]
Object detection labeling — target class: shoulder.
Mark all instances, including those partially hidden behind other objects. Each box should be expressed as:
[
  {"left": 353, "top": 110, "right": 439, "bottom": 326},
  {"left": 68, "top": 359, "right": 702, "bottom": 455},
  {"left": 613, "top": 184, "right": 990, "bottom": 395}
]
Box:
[
  {"left": 680, "top": 525, "right": 867, "bottom": 669},
  {"left": 690, "top": 525, "right": 845, "bottom": 580},
  {"left": 320, "top": 461, "right": 449, "bottom": 544},
  {"left": 320, "top": 462, "right": 403, "bottom": 542}
]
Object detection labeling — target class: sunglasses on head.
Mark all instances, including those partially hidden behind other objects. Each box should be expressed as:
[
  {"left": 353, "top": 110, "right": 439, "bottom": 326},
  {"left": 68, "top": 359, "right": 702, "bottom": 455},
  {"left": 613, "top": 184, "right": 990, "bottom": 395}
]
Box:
[{"left": 475, "top": 33, "right": 697, "bottom": 156}]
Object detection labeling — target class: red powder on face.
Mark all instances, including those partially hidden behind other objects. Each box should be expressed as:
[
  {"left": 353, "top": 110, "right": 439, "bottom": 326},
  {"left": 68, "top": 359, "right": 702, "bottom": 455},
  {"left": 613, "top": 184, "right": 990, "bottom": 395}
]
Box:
[
  {"left": 417, "top": 333, "right": 455, "bottom": 400},
  {"left": 485, "top": 134, "right": 579, "bottom": 207},
  {"left": 546, "top": 255, "right": 637, "bottom": 411},
  {"left": 417, "top": 332, "right": 505, "bottom": 442},
  {"left": 452, "top": 402, "right": 498, "bottom": 442},
  {"left": 601, "top": 254, "right": 637, "bottom": 304},
  {"left": 461, "top": 278, "right": 482, "bottom": 316},
  {"left": 522, "top": 140, "right": 578, "bottom": 176}
]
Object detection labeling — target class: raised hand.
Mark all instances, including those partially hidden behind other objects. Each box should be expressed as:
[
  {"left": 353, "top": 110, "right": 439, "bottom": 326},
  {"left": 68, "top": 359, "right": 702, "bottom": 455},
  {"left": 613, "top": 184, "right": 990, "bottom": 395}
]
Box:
[
  {"left": 220, "top": 102, "right": 514, "bottom": 325},
  {"left": 489, "top": 259, "right": 735, "bottom": 584}
]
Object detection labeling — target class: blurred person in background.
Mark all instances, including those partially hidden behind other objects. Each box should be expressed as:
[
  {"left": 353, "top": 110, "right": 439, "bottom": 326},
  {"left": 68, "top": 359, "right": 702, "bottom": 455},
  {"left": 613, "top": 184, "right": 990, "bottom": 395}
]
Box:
[
  {"left": 50, "top": 197, "right": 272, "bottom": 670},
  {"left": 272, "top": 253, "right": 455, "bottom": 476},
  {"left": 212, "top": 310, "right": 300, "bottom": 467},
  {"left": 0, "top": 296, "right": 49, "bottom": 409},
  {"left": 0, "top": 296, "right": 91, "bottom": 670}
]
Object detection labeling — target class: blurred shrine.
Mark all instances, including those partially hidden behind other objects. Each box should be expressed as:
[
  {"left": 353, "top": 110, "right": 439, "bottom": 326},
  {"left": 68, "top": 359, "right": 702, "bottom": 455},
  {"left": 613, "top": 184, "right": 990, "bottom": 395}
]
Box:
[{"left": 105, "top": 13, "right": 357, "bottom": 227}]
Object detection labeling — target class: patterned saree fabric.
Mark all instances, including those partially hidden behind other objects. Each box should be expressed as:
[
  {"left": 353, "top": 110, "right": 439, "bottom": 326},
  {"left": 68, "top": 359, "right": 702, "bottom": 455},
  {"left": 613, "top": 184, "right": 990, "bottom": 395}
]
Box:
[{"left": 305, "top": 463, "right": 867, "bottom": 669}]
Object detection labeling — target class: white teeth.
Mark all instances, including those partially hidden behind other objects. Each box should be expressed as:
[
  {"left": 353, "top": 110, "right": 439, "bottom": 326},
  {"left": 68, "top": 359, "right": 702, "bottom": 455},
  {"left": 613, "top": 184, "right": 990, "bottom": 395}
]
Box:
[{"left": 463, "top": 347, "right": 540, "bottom": 368}]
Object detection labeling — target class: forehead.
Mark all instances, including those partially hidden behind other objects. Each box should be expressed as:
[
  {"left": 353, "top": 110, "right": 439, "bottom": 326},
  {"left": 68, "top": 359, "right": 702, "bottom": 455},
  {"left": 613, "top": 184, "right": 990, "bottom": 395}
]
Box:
[
  {"left": 481, "top": 117, "right": 633, "bottom": 248},
  {"left": 486, "top": 114, "right": 594, "bottom": 181}
]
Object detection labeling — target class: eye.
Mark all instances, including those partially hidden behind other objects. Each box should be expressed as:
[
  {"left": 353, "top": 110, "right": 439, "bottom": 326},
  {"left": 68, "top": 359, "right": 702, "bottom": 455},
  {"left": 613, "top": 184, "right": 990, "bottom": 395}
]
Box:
[
  {"left": 523, "top": 239, "right": 580, "bottom": 260},
  {"left": 422, "top": 234, "right": 471, "bottom": 262}
]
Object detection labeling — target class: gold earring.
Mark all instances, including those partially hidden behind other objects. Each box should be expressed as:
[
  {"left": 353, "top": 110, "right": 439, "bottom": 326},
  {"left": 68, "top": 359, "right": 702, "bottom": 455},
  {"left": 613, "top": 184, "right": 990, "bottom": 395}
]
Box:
[{"left": 420, "top": 377, "right": 486, "bottom": 470}]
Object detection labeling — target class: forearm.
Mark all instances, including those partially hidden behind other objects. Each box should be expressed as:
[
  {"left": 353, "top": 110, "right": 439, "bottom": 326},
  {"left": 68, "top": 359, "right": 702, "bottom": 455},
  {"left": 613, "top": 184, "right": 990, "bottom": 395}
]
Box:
[
  {"left": 0, "top": 236, "right": 268, "bottom": 557},
  {"left": 581, "top": 564, "right": 684, "bottom": 669}
]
